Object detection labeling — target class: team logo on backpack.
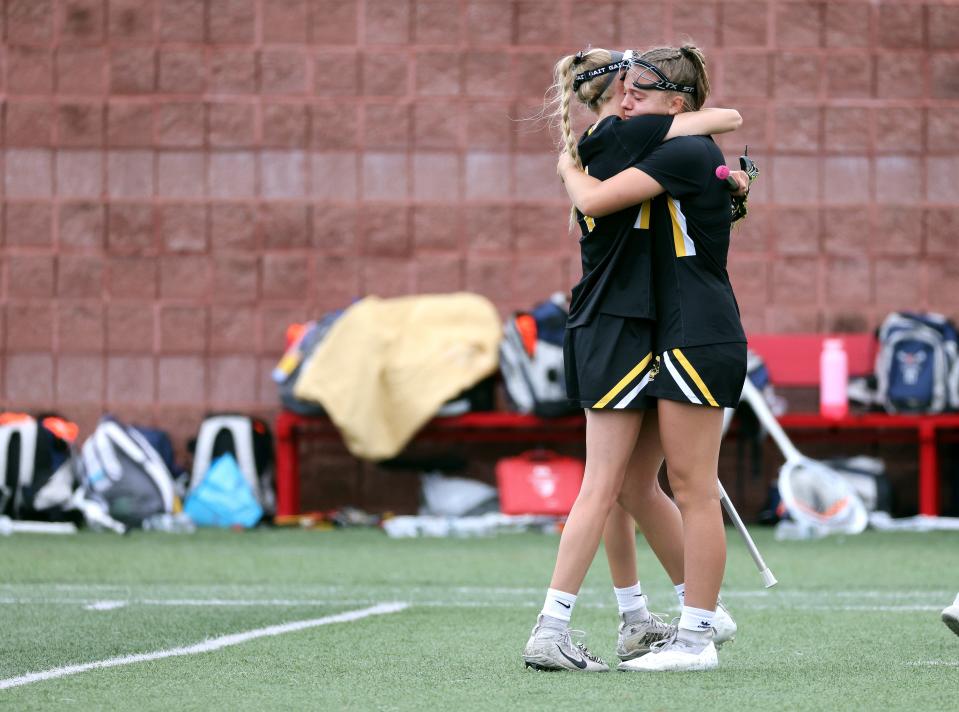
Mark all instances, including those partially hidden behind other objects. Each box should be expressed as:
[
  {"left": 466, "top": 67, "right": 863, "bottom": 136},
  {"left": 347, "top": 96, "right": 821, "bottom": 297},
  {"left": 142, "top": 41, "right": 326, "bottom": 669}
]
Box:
[
  {"left": 896, "top": 351, "right": 926, "bottom": 386},
  {"left": 875, "top": 312, "right": 959, "bottom": 414}
]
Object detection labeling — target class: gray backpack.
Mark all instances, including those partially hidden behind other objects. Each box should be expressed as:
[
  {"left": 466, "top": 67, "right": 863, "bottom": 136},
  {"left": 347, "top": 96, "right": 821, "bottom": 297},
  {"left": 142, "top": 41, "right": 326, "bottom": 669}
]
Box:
[{"left": 80, "top": 418, "right": 178, "bottom": 527}]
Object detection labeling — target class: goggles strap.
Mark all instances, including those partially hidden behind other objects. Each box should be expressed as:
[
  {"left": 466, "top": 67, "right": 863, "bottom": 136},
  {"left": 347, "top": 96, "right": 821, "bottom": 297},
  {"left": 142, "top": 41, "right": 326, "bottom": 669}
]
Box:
[
  {"left": 626, "top": 58, "right": 697, "bottom": 95},
  {"left": 572, "top": 50, "right": 625, "bottom": 91}
]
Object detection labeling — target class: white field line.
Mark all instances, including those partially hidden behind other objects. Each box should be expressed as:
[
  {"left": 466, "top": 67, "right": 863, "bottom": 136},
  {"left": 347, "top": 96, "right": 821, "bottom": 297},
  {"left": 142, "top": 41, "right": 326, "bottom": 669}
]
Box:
[
  {"left": 905, "top": 660, "right": 959, "bottom": 667},
  {"left": 84, "top": 601, "right": 128, "bottom": 611},
  {"left": 0, "top": 602, "right": 407, "bottom": 692},
  {"left": 0, "top": 596, "right": 945, "bottom": 613},
  {"left": 1, "top": 583, "right": 954, "bottom": 599}
]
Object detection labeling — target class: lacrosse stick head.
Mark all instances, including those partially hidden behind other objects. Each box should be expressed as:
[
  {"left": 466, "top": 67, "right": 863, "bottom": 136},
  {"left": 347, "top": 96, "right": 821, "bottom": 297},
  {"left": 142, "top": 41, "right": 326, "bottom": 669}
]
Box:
[
  {"left": 739, "top": 150, "right": 759, "bottom": 182},
  {"left": 778, "top": 458, "right": 868, "bottom": 535}
]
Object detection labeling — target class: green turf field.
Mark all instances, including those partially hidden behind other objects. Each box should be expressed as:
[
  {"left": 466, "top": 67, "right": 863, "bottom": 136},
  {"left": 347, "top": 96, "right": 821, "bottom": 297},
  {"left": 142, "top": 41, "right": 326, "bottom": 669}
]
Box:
[{"left": 3, "top": 527, "right": 957, "bottom": 711}]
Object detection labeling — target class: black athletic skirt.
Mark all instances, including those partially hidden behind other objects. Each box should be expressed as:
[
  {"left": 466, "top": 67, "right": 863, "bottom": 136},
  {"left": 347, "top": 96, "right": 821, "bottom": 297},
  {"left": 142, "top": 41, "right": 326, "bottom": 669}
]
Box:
[
  {"left": 646, "top": 342, "right": 747, "bottom": 409},
  {"left": 564, "top": 314, "right": 657, "bottom": 410}
]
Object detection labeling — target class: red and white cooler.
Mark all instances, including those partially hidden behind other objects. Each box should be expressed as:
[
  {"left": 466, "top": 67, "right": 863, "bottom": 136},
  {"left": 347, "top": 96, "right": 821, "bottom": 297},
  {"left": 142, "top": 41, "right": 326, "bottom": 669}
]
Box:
[{"left": 495, "top": 450, "right": 585, "bottom": 516}]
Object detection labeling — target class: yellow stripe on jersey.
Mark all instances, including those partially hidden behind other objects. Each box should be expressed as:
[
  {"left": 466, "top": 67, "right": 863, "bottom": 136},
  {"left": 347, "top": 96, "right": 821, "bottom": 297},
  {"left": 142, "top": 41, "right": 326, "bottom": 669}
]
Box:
[
  {"left": 634, "top": 200, "right": 651, "bottom": 230},
  {"left": 666, "top": 198, "right": 696, "bottom": 257},
  {"left": 671, "top": 349, "right": 719, "bottom": 407},
  {"left": 583, "top": 164, "right": 596, "bottom": 232},
  {"left": 594, "top": 353, "right": 653, "bottom": 409}
]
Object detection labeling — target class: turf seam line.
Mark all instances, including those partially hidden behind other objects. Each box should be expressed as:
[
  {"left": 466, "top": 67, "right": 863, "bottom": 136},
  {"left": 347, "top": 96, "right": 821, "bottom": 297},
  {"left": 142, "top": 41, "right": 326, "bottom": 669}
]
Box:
[{"left": 0, "top": 602, "right": 408, "bottom": 691}]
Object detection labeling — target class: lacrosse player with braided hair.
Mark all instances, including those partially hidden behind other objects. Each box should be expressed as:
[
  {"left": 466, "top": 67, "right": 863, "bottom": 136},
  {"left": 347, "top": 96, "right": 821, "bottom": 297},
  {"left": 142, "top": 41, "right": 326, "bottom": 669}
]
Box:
[
  {"left": 556, "top": 44, "right": 751, "bottom": 672},
  {"left": 522, "top": 46, "right": 745, "bottom": 673}
]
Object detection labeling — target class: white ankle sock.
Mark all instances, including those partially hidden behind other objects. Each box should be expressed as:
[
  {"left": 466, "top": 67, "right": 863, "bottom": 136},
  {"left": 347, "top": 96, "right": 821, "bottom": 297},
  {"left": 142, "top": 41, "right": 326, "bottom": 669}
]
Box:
[
  {"left": 542, "top": 588, "right": 576, "bottom": 622},
  {"left": 613, "top": 583, "right": 648, "bottom": 614},
  {"left": 676, "top": 625, "right": 712, "bottom": 654},
  {"left": 674, "top": 583, "right": 686, "bottom": 607},
  {"left": 678, "top": 605, "right": 715, "bottom": 633}
]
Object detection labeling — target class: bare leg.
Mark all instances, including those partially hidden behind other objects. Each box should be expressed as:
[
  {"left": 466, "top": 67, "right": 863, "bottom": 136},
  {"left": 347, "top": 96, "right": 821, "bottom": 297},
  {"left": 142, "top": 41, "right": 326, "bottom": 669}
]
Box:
[
  {"left": 616, "top": 410, "right": 686, "bottom": 585},
  {"left": 603, "top": 503, "right": 638, "bottom": 589},
  {"left": 602, "top": 412, "right": 684, "bottom": 661},
  {"left": 548, "top": 409, "right": 643, "bottom": 593},
  {"left": 656, "top": 399, "right": 726, "bottom": 611}
]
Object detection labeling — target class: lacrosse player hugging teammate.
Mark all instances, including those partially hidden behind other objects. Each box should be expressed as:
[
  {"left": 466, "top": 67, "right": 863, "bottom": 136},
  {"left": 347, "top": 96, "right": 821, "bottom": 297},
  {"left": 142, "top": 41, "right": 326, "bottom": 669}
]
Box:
[
  {"left": 522, "top": 45, "right": 747, "bottom": 673},
  {"left": 543, "top": 44, "right": 752, "bottom": 672}
]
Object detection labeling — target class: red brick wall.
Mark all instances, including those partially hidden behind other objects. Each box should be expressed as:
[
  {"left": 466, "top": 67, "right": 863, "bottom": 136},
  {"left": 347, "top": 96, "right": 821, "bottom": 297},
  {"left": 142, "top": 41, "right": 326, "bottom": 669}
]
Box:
[{"left": 2, "top": 0, "right": 958, "bottom": 444}]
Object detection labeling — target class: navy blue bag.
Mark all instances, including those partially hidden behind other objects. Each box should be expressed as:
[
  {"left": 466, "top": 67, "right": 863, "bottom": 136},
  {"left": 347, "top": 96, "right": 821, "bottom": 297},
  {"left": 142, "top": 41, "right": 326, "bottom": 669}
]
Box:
[
  {"left": 876, "top": 312, "right": 959, "bottom": 414},
  {"left": 272, "top": 310, "right": 345, "bottom": 416}
]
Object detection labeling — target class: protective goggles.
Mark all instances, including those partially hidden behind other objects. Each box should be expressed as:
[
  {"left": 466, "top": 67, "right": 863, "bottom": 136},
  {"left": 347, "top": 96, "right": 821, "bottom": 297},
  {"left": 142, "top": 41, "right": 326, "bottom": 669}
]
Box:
[
  {"left": 621, "top": 57, "right": 697, "bottom": 95},
  {"left": 571, "top": 49, "right": 632, "bottom": 91}
]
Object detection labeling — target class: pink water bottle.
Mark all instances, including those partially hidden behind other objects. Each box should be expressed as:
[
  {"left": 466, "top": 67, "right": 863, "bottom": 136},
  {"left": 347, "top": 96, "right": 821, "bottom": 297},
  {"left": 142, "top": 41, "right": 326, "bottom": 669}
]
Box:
[{"left": 819, "top": 337, "right": 848, "bottom": 420}]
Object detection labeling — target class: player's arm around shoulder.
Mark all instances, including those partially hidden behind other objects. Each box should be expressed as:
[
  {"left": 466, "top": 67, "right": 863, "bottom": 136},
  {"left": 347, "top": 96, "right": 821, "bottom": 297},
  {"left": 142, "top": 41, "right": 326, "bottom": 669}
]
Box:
[{"left": 665, "top": 108, "right": 742, "bottom": 141}]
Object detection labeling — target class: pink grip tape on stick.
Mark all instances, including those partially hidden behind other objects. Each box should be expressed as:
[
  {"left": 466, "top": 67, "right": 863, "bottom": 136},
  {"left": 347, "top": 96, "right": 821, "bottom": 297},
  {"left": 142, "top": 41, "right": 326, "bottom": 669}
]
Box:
[{"left": 715, "top": 164, "right": 738, "bottom": 190}]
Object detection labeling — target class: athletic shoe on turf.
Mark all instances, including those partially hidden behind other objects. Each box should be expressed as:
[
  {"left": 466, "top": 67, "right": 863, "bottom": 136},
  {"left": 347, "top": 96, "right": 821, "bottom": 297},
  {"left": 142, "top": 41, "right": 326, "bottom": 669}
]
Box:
[
  {"left": 942, "top": 595, "right": 959, "bottom": 637},
  {"left": 616, "top": 609, "right": 675, "bottom": 661},
  {"left": 523, "top": 615, "right": 609, "bottom": 672},
  {"left": 617, "top": 629, "right": 718, "bottom": 672},
  {"left": 712, "top": 598, "right": 737, "bottom": 648}
]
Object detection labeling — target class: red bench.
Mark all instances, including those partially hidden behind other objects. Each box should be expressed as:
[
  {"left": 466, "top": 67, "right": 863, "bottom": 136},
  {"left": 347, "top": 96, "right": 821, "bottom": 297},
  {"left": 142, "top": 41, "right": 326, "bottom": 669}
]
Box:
[
  {"left": 748, "top": 334, "right": 959, "bottom": 517},
  {"left": 274, "top": 333, "right": 959, "bottom": 518}
]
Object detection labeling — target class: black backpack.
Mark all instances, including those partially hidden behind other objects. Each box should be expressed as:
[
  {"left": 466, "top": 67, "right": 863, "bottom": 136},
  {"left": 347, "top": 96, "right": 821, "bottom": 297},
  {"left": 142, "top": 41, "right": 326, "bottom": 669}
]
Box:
[{"left": 0, "top": 416, "right": 78, "bottom": 521}]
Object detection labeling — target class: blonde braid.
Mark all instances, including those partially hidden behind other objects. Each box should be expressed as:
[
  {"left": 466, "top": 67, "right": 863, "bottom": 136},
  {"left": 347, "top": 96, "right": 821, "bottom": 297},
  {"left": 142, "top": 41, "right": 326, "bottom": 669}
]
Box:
[
  {"left": 545, "top": 49, "right": 620, "bottom": 230},
  {"left": 557, "top": 57, "right": 583, "bottom": 227},
  {"left": 558, "top": 57, "right": 583, "bottom": 172}
]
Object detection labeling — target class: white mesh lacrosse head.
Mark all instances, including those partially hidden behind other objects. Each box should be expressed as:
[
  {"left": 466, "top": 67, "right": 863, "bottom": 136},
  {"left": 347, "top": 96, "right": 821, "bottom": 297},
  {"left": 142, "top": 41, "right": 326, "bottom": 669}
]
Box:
[{"left": 778, "top": 459, "right": 868, "bottom": 535}]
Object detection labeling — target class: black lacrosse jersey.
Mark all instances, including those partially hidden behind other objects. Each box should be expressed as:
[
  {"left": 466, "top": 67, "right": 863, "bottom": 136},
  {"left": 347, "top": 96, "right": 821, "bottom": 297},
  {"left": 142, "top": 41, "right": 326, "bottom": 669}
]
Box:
[
  {"left": 632, "top": 136, "right": 747, "bottom": 350},
  {"left": 566, "top": 113, "right": 674, "bottom": 328}
]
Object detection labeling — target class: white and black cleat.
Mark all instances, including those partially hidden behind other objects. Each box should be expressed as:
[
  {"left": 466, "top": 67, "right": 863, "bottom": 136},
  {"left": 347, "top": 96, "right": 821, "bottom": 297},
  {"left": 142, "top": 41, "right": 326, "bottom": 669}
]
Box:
[
  {"left": 713, "top": 598, "right": 737, "bottom": 648},
  {"left": 523, "top": 615, "right": 609, "bottom": 672},
  {"left": 616, "top": 608, "right": 675, "bottom": 661}
]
